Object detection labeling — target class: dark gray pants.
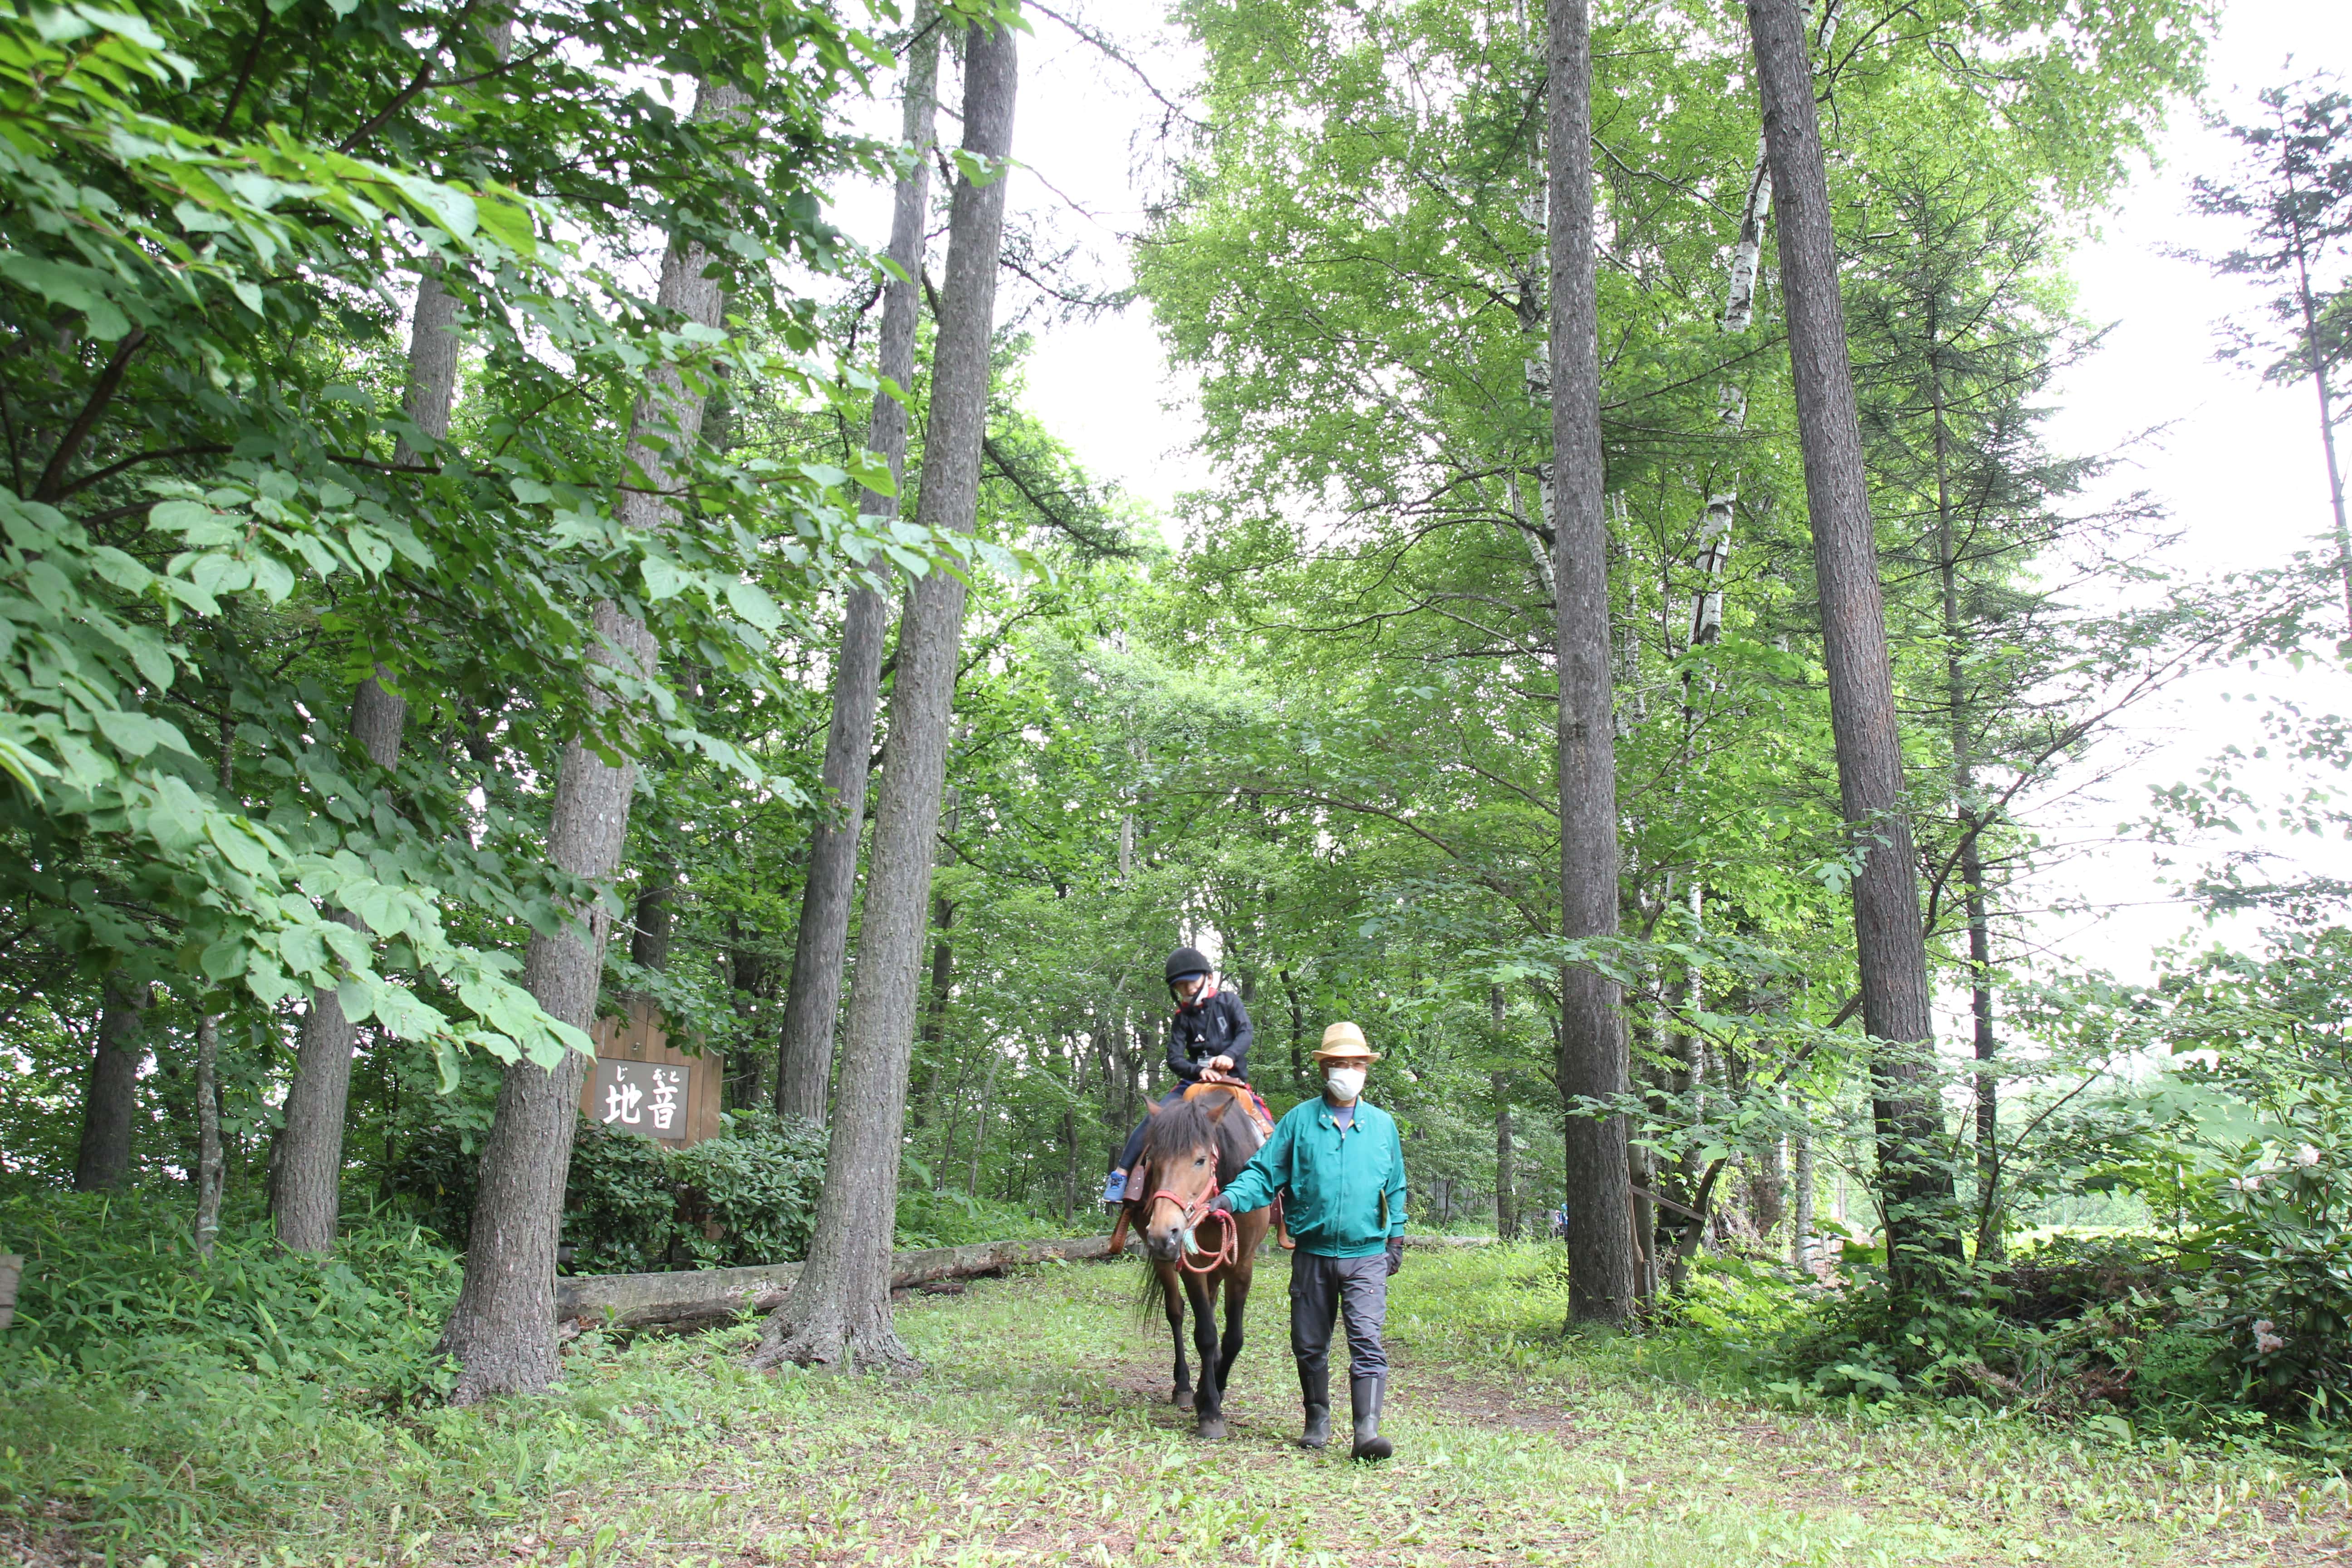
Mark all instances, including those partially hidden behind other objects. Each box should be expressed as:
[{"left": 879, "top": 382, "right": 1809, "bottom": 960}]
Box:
[{"left": 1289, "top": 1250, "right": 1388, "bottom": 1380}]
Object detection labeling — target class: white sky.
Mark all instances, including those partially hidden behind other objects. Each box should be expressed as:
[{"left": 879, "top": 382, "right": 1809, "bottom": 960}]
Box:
[{"left": 835, "top": 0, "right": 2352, "bottom": 997}]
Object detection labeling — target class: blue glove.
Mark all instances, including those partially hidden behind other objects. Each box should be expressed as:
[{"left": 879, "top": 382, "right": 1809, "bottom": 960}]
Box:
[{"left": 1385, "top": 1236, "right": 1404, "bottom": 1276}]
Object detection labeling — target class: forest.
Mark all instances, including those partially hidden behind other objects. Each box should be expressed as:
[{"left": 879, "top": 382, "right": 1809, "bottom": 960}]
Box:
[{"left": 2, "top": 0, "right": 2350, "bottom": 1558}]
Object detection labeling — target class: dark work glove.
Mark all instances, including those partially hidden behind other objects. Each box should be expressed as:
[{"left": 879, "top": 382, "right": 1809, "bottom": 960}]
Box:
[
  {"left": 1385, "top": 1236, "right": 1404, "bottom": 1276},
  {"left": 1208, "top": 1193, "right": 1234, "bottom": 1214}
]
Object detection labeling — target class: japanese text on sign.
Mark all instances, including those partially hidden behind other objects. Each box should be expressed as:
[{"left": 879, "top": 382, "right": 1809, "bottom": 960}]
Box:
[{"left": 591, "top": 1059, "right": 693, "bottom": 1140}]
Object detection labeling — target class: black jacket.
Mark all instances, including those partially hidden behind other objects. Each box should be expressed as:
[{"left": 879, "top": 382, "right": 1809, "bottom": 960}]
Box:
[{"left": 1166, "top": 987, "right": 1253, "bottom": 1084}]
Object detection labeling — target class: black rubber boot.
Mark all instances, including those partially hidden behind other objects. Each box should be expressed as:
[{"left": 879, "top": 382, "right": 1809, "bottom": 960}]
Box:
[
  {"left": 1349, "top": 1374, "right": 1392, "bottom": 1461},
  {"left": 1296, "top": 1362, "right": 1331, "bottom": 1450}
]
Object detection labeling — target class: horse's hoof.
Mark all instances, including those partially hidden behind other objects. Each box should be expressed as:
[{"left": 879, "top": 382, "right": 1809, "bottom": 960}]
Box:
[
  {"left": 1196, "top": 1416, "right": 1227, "bottom": 1441},
  {"left": 1173, "top": 1388, "right": 1195, "bottom": 1410}
]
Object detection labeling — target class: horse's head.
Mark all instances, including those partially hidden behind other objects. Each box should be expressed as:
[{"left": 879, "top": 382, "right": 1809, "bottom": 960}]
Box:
[{"left": 1135, "top": 1095, "right": 1231, "bottom": 1263}]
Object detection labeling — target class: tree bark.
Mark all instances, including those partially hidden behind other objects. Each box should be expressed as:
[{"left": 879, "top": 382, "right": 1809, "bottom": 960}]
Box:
[
  {"left": 755, "top": 20, "right": 1016, "bottom": 1374},
  {"left": 271, "top": 265, "right": 451, "bottom": 1254},
  {"left": 2278, "top": 136, "right": 2352, "bottom": 634},
  {"left": 1751, "top": 1128, "right": 1786, "bottom": 1235},
  {"left": 194, "top": 1013, "right": 225, "bottom": 1255},
  {"left": 1689, "top": 140, "right": 1773, "bottom": 649},
  {"left": 1492, "top": 1069, "right": 1517, "bottom": 1241},
  {"left": 73, "top": 977, "right": 151, "bottom": 1191},
  {"left": 1549, "top": 0, "right": 1637, "bottom": 1325},
  {"left": 776, "top": 15, "right": 941, "bottom": 1127},
  {"left": 1747, "top": 0, "right": 1957, "bottom": 1289},
  {"left": 439, "top": 78, "right": 747, "bottom": 1402},
  {"left": 1791, "top": 1130, "right": 1815, "bottom": 1271},
  {"left": 631, "top": 858, "right": 676, "bottom": 972},
  {"left": 1932, "top": 353, "right": 2004, "bottom": 1263}
]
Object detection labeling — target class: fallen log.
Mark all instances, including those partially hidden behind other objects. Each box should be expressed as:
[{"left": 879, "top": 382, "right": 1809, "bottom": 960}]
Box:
[
  {"left": 557, "top": 1234, "right": 1115, "bottom": 1336},
  {"left": 554, "top": 1230, "right": 1496, "bottom": 1338}
]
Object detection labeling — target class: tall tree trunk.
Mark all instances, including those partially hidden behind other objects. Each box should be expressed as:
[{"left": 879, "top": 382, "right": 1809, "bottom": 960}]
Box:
[
  {"left": 1548, "top": 0, "right": 1637, "bottom": 1324},
  {"left": 776, "top": 14, "right": 941, "bottom": 1127},
  {"left": 272, "top": 238, "right": 459, "bottom": 1252},
  {"left": 756, "top": 21, "right": 1016, "bottom": 1373},
  {"left": 1747, "top": 0, "right": 1957, "bottom": 1291},
  {"left": 1791, "top": 1130, "right": 1815, "bottom": 1271},
  {"left": 1283, "top": 968, "right": 1306, "bottom": 1089},
  {"left": 193, "top": 1013, "right": 225, "bottom": 1254},
  {"left": 1751, "top": 1127, "right": 1786, "bottom": 1235},
  {"left": 632, "top": 858, "right": 676, "bottom": 973},
  {"left": 1932, "top": 353, "right": 2003, "bottom": 1262},
  {"left": 1492, "top": 1070, "right": 1517, "bottom": 1241},
  {"left": 195, "top": 721, "right": 232, "bottom": 1253},
  {"left": 2279, "top": 151, "right": 2352, "bottom": 633},
  {"left": 439, "top": 78, "right": 745, "bottom": 1401},
  {"left": 274, "top": 674, "right": 407, "bottom": 1250},
  {"left": 73, "top": 977, "right": 151, "bottom": 1191},
  {"left": 965, "top": 1050, "right": 999, "bottom": 1200},
  {"left": 1688, "top": 140, "right": 1773, "bottom": 649}
]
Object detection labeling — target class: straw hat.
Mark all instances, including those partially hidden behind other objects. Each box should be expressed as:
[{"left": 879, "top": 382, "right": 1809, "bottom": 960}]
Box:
[{"left": 1312, "top": 1021, "right": 1380, "bottom": 1063}]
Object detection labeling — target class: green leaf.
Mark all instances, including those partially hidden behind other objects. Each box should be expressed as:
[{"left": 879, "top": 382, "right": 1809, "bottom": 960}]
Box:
[
  {"left": 641, "top": 555, "right": 686, "bottom": 600},
  {"left": 337, "top": 975, "right": 377, "bottom": 1024},
  {"left": 724, "top": 580, "right": 782, "bottom": 631}
]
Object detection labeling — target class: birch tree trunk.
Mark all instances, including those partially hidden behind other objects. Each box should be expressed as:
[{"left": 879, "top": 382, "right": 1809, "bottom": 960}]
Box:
[
  {"left": 1548, "top": 0, "right": 1637, "bottom": 1324},
  {"left": 755, "top": 20, "right": 1016, "bottom": 1374},
  {"left": 1791, "top": 1130, "right": 1815, "bottom": 1271},
  {"left": 193, "top": 1013, "right": 225, "bottom": 1255},
  {"left": 72, "top": 977, "right": 151, "bottom": 1191},
  {"left": 1746, "top": 0, "right": 1958, "bottom": 1291},
  {"left": 776, "top": 15, "right": 941, "bottom": 1127},
  {"left": 1689, "top": 142, "right": 1772, "bottom": 649},
  {"left": 439, "top": 78, "right": 748, "bottom": 1402}
]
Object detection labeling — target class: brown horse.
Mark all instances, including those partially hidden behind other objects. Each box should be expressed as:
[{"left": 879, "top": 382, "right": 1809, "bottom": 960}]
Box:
[{"left": 1128, "top": 1088, "right": 1270, "bottom": 1440}]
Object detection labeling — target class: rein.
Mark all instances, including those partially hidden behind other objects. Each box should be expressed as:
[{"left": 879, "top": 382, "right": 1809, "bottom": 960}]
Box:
[{"left": 1146, "top": 1175, "right": 1240, "bottom": 1276}]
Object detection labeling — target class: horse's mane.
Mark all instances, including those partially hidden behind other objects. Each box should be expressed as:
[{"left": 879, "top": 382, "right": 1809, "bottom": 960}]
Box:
[{"left": 1137, "top": 1090, "right": 1261, "bottom": 1183}]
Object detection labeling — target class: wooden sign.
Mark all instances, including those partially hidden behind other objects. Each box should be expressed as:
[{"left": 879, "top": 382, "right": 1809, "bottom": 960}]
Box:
[{"left": 576, "top": 995, "right": 724, "bottom": 1147}]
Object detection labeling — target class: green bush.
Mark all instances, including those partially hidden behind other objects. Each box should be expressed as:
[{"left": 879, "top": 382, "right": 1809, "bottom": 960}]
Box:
[
  {"left": 0, "top": 1190, "right": 461, "bottom": 1550},
  {"left": 0, "top": 1189, "right": 456, "bottom": 1392},
  {"left": 391, "top": 1108, "right": 831, "bottom": 1272}
]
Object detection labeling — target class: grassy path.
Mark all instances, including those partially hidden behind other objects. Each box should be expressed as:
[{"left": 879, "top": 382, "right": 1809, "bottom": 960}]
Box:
[{"left": 117, "top": 1247, "right": 2352, "bottom": 1565}]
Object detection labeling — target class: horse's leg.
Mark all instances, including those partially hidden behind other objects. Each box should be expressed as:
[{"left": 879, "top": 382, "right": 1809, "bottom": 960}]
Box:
[
  {"left": 1215, "top": 1215, "right": 1267, "bottom": 1394},
  {"left": 1186, "top": 1269, "right": 1226, "bottom": 1439},
  {"left": 1160, "top": 1261, "right": 1193, "bottom": 1410}
]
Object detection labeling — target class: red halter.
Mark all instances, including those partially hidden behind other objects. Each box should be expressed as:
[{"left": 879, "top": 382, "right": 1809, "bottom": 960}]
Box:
[{"left": 1144, "top": 1173, "right": 1240, "bottom": 1275}]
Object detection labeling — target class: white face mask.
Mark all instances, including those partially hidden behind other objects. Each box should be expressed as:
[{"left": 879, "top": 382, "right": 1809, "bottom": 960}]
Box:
[{"left": 1324, "top": 1066, "right": 1366, "bottom": 1104}]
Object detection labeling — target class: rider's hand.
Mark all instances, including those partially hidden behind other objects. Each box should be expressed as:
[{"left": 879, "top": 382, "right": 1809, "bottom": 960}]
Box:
[
  {"left": 1209, "top": 1054, "right": 1235, "bottom": 1072},
  {"left": 1385, "top": 1236, "right": 1404, "bottom": 1277},
  {"left": 1209, "top": 1194, "right": 1234, "bottom": 1214}
]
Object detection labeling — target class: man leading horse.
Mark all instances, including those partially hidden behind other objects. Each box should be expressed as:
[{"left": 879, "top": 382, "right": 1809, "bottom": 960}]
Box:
[{"left": 1213, "top": 1021, "right": 1406, "bottom": 1461}]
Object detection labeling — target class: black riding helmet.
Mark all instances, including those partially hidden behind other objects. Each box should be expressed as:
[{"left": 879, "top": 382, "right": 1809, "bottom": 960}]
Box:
[{"left": 1164, "top": 945, "right": 1211, "bottom": 989}]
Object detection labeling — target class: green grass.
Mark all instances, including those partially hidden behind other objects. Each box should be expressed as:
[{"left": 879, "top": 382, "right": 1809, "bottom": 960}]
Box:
[{"left": 6, "top": 1245, "right": 2347, "bottom": 1565}]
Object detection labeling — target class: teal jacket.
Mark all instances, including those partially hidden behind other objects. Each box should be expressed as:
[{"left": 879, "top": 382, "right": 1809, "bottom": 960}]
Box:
[{"left": 1223, "top": 1096, "right": 1407, "bottom": 1259}]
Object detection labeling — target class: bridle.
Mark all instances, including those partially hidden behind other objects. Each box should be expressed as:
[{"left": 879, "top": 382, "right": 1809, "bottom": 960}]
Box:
[{"left": 1144, "top": 1165, "right": 1239, "bottom": 1276}]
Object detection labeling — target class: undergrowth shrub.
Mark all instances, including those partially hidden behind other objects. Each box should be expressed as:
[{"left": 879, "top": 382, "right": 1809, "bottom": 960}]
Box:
[
  {"left": 394, "top": 1108, "right": 832, "bottom": 1270},
  {"left": 393, "top": 1109, "right": 1083, "bottom": 1270},
  {"left": 0, "top": 1189, "right": 460, "bottom": 1551}
]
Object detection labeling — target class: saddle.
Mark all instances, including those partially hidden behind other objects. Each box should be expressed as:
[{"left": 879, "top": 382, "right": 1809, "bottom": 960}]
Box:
[{"left": 1182, "top": 1078, "right": 1274, "bottom": 1143}]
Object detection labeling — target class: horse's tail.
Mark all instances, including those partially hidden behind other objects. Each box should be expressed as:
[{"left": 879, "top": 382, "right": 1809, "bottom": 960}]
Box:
[{"left": 1134, "top": 1252, "right": 1171, "bottom": 1324}]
